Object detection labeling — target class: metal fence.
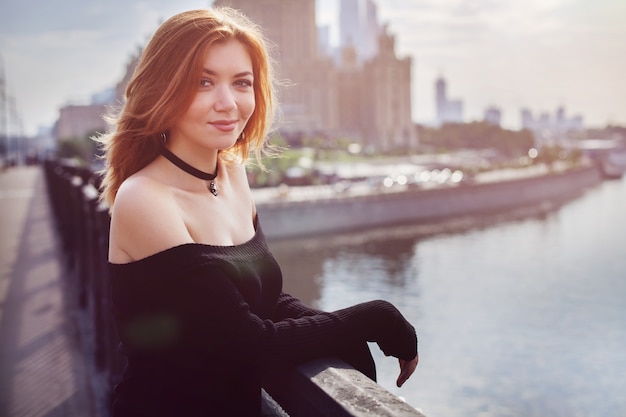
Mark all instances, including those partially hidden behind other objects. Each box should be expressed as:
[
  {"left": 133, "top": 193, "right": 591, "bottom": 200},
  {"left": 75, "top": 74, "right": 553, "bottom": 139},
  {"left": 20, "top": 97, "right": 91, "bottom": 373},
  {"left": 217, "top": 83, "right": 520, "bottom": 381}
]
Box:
[
  {"left": 42, "top": 159, "right": 425, "bottom": 417},
  {"left": 43, "top": 159, "right": 123, "bottom": 413}
]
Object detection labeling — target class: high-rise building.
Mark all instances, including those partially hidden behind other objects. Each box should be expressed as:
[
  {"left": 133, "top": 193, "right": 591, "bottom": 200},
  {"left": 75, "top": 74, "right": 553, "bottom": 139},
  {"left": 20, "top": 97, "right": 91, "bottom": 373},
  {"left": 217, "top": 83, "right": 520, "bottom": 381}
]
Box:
[
  {"left": 56, "top": 103, "right": 108, "bottom": 140},
  {"left": 214, "top": 0, "right": 415, "bottom": 150},
  {"left": 435, "top": 77, "right": 447, "bottom": 123},
  {"left": 215, "top": 0, "right": 318, "bottom": 63},
  {"left": 519, "top": 106, "right": 584, "bottom": 145},
  {"left": 364, "top": 0, "right": 380, "bottom": 61},
  {"left": 435, "top": 76, "right": 463, "bottom": 125},
  {"left": 521, "top": 108, "right": 533, "bottom": 131},
  {"left": 339, "top": 0, "right": 361, "bottom": 53},
  {"left": 336, "top": 43, "right": 361, "bottom": 140},
  {"left": 339, "top": 0, "right": 380, "bottom": 64},
  {"left": 359, "top": 26, "right": 415, "bottom": 150},
  {"left": 317, "top": 24, "right": 332, "bottom": 57},
  {"left": 484, "top": 106, "right": 502, "bottom": 126},
  {"left": 214, "top": 0, "right": 337, "bottom": 133}
]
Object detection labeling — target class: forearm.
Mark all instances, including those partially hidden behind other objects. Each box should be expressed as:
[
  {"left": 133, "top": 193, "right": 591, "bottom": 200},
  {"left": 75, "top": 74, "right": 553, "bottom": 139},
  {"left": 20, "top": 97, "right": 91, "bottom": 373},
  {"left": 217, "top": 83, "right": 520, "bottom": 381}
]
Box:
[{"left": 271, "top": 292, "right": 324, "bottom": 321}]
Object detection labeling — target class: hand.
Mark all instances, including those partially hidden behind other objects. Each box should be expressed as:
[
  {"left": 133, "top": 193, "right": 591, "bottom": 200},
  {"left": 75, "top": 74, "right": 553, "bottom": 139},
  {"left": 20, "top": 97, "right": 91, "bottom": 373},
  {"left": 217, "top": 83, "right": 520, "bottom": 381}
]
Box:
[{"left": 396, "top": 353, "right": 418, "bottom": 387}]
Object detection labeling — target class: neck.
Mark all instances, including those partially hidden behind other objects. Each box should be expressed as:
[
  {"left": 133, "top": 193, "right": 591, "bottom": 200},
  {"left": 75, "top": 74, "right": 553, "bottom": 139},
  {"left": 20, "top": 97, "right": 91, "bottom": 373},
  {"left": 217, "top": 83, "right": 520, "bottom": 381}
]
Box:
[{"left": 160, "top": 145, "right": 218, "bottom": 181}]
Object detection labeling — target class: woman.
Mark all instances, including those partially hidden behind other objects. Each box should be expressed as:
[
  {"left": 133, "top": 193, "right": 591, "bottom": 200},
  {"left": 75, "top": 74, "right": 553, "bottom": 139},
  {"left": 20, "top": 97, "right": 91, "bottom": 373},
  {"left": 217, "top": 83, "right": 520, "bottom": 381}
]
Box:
[{"left": 97, "top": 7, "right": 418, "bottom": 417}]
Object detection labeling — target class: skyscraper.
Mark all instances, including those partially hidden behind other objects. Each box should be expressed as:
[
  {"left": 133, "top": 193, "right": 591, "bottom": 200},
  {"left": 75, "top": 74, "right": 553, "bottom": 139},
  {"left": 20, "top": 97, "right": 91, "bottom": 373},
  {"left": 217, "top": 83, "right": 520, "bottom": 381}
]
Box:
[
  {"left": 359, "top": 26, "right": 415, "bottom": 150},
  {"left": 339, "top": 0, "right": 380, "bottom": 64},
  {"left": 214, "top": 0, "right": 337, "bottom": 133},
  {"left": 435, "top": 77, "right": 447, "bottom": 123},
  {"left": 214, "top": 0, "right": 416, "bottom": 150},
  {"left": 484, "top": 106, "right": 502, "bottom": 126},
  {"left": 435, "top": 76, "right": 463, "bottom": 125},
  {"left": 214, "top": 0, "right": 318, "bottom": 63}
]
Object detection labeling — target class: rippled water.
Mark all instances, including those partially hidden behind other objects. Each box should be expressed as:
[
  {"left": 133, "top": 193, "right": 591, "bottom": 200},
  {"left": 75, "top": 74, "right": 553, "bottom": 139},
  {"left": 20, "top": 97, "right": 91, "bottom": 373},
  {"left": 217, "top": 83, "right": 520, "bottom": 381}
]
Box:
[{"left": 269, "top": 176, "right": 626, "bottom": 417}]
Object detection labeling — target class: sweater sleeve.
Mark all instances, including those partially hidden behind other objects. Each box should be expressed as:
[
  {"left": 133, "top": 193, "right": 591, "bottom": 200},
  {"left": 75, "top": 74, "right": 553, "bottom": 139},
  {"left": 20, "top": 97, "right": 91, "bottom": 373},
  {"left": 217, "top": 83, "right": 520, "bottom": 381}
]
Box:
[
  {"left": 170, "top": 262, "right": 417, "bottom": 366},
  {"left": 272, "top": 293, "right": 378, "bottom": 381},
  {"left": 272, "top": 292, "right": 324, "bottom": 321}
]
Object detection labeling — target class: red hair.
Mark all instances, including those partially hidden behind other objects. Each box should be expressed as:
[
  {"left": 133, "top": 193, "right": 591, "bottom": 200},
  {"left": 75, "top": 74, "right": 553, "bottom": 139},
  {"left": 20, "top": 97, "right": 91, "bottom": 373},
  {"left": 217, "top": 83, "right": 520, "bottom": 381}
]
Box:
[{"left": 96, "top": 7, "right": 276, "bottom": 208}]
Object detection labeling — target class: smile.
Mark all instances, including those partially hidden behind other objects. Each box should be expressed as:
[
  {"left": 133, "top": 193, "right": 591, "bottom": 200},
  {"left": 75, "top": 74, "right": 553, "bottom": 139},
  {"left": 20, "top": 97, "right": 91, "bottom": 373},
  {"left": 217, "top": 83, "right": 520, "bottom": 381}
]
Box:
[{"left": 209, "top": 120, "right": 237, "bottom": 132}]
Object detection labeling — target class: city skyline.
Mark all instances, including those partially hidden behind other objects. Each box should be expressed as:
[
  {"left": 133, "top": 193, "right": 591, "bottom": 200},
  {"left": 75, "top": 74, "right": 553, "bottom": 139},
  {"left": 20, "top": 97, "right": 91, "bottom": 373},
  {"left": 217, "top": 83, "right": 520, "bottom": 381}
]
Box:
[{"left": 1, "top": 0, "right": 625, "bottom": 136}]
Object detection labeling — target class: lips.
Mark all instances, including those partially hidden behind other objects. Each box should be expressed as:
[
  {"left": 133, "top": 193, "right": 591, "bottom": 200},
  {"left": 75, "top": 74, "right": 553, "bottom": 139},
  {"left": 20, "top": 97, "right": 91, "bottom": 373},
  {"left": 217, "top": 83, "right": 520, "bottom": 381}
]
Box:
[{"left": 210, "top": 120, "right": 237, "bottom": 132}]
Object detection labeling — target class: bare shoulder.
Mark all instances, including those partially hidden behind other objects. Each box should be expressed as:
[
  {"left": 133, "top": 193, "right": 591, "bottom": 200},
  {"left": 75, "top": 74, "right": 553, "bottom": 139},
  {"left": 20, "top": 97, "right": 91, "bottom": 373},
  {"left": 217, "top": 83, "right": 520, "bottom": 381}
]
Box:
[
  {"left": 223, "top": 158, "right": 256, "bottom": 209},
  {"left": 108, "top": 173, "right": 192, "bottom": 263},
  {"left": 222, "top": 157, "right": 250, "bottom": 183}
]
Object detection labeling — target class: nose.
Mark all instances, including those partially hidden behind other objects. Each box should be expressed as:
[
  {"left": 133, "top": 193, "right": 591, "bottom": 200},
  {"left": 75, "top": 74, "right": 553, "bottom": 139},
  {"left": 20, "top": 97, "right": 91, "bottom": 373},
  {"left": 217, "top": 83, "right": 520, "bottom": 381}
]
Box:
[{"left": 214, "top": 85, "right": 237, "bottom": 112}]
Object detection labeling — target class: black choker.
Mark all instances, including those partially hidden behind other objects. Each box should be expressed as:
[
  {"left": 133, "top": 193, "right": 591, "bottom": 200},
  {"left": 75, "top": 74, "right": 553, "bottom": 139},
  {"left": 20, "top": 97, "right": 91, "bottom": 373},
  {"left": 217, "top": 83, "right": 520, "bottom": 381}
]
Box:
[{"left": 161, "top": 146, "right": 219, "bottom": 196}]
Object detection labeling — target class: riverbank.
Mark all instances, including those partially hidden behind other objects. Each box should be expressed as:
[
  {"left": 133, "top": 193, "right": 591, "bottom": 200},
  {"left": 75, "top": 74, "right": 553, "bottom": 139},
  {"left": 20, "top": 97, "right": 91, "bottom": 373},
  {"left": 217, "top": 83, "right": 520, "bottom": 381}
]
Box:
[
  {"left": 268, "top": 173, "right": 626, "bottom": 417},
  {"left": 254, "top": 164, "right": 603, "bottom": 240}
]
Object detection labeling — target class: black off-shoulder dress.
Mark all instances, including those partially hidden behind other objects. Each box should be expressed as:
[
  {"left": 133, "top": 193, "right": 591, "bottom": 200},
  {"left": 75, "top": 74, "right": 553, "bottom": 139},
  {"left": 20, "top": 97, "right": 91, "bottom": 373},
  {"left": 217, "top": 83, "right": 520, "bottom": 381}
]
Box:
[{"left": 108, "top": 218, "right": 417, "bottom": 417}]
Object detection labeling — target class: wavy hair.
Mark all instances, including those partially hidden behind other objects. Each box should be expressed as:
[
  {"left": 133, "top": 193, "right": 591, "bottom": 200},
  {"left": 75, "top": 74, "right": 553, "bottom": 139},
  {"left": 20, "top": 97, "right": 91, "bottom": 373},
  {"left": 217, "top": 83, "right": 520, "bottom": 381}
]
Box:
[{"left": 95, "top": 7, "right": 277, "bottom": 208}]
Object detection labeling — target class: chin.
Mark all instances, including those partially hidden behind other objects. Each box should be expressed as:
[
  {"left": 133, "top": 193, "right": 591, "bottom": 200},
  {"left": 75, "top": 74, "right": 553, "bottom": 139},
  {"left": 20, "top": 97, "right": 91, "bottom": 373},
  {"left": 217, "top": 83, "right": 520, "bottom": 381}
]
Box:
[{"left": 216, "top": 138, "right": 240, "bottom": 151}]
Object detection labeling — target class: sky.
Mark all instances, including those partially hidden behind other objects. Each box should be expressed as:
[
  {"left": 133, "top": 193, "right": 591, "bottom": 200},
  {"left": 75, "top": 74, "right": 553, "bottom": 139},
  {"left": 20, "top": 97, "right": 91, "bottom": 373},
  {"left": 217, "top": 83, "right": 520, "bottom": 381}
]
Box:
[{"left": 0, "top": 0, "right": 625, "bottom": 137}]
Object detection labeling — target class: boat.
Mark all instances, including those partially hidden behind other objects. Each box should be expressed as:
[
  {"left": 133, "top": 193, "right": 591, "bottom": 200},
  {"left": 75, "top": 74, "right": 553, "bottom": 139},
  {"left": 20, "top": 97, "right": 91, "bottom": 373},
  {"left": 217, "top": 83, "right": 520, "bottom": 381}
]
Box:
[{"left": 578, "top": 138, "right": 626, "bottom": 179}]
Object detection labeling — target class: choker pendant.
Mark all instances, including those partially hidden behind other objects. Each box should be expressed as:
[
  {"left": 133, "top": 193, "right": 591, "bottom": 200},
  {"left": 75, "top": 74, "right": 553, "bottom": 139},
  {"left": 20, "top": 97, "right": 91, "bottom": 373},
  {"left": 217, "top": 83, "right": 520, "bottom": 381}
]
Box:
[
  {"left": 160, "top": 145, "right": 219, "bottom": 197},
  {"left": 208, "top": 181, "right": 218, "bottom": 196}
]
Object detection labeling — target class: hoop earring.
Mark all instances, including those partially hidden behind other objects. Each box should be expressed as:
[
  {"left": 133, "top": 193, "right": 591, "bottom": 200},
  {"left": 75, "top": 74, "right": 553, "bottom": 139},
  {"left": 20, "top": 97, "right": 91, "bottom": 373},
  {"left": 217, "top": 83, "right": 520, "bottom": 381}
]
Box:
[{"left": 161, "top": 132, "right": 167, "bottom": 144}]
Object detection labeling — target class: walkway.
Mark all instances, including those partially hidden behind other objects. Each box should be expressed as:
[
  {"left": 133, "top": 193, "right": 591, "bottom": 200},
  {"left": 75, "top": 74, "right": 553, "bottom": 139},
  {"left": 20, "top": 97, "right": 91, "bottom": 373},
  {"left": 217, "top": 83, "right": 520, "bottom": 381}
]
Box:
[{"left": 0, "top": 166, "right": 97, "bottom": 417}]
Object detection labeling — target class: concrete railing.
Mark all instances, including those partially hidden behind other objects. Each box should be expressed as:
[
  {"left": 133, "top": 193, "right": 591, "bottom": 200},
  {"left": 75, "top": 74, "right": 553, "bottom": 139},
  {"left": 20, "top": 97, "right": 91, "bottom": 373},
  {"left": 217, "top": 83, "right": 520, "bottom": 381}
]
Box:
[
  {"left": 42, "top": 159, "right": 425, "bottom": 417},
  {"left": 265, "top": 358, "right": 425, "bottom": 417}
]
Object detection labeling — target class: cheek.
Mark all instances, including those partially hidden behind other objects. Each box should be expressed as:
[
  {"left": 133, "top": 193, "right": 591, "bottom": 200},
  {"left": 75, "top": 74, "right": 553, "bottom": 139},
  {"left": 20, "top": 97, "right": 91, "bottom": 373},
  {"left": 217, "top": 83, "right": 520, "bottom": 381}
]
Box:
[
  {"left": 184, "top": 98, "right": 207, "bottom": 120},
  {"left": 242, "top": 95, "right": 256, "bottom": 119}
]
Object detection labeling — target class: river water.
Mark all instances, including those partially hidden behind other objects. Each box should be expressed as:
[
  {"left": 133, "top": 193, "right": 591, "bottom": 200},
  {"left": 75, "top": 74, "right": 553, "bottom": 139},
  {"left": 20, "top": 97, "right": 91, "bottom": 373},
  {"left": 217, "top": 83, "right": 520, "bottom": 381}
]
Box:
[{"left": 268, "top": 175, "right": 626, "bottom": 417}]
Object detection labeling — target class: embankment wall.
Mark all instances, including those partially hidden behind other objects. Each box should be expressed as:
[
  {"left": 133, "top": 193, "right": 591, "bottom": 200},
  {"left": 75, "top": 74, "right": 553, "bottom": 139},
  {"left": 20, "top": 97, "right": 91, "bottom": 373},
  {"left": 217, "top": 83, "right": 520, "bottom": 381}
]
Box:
[{"left": 256, "top": 166, "right": 602, "bottom": 240}]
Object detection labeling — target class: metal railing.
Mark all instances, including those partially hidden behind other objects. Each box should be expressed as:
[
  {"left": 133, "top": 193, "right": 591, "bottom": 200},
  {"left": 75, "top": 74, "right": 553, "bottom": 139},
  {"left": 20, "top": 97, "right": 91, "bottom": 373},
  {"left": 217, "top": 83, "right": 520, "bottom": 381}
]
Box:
[
  {"left": 43, "top": 159, "right": 123, "bottom": 414},
  {"left": 42, "top": 159, "right": 425, "bottom": 417}
]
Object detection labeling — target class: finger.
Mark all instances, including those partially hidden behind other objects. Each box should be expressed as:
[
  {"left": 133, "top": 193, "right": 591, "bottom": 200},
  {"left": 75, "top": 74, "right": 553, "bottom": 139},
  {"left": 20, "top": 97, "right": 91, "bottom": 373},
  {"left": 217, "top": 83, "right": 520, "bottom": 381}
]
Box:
[
  {"left": 396, "top": 369, "right": 410, "bottom": 387},
  {"left": 396, "top": 357, "right": 418, "bottom": 387},
  {"left": 396, "top": 361, "right": 409, "bottom": 387}
]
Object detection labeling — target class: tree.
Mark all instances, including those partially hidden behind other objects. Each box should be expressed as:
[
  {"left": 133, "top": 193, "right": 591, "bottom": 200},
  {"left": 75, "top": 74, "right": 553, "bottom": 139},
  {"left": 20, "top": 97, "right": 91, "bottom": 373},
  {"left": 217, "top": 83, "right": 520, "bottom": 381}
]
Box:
[
  {"left": 56, "top": 130, "right": 101, "bottom": 165},
  {"left": 417, "top": 122, "right": 534, "bottom": 157}
]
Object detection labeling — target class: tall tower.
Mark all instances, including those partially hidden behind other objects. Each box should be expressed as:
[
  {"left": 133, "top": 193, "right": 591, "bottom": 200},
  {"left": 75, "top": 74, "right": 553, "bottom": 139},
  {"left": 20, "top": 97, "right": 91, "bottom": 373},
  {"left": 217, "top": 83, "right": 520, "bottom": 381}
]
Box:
[
  {"left": 214, "top": 0, "right": 318, "bottom": 63},
  {"left": 339, "top": 0, "right": 361, "bottom": 54},
  {"left": 215, "top": 0, "right": 415, "bottom": 150},
  {"left": 214, "top": 0, "right": 337, "bottom": 133},
  {"left": 0, "top": 55, "right": 7, "bottom": 160},
  {"left": 339, "top": 0, "right": 380, "bottom": 64},
  {"left": 363, "top": 0, "right": 380, "bottom": 60},
  {"left": 435, "top": 76, "right": 447, "bottom": 125},
  {"left": 435, "top": 76, "right": 463, "bottom": 125},
  {"left": 361, "top": 26, "right": 415, "bottom": 150},
  {"left": 484, "top": 106, "right": 502, "bottom": 126}
]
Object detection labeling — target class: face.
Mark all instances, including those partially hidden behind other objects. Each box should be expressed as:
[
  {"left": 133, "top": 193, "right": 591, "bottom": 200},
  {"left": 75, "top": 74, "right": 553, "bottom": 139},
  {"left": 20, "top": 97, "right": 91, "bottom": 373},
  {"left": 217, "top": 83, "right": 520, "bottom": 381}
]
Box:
[{"left": 170, "top": 39, "right": 255, "bottom": 152}]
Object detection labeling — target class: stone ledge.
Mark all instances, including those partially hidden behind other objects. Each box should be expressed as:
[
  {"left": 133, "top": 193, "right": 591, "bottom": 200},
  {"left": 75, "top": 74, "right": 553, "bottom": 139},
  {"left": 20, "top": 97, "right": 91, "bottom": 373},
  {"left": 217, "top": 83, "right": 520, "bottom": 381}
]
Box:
[{"left": 264, "top": 358, "right": 425, "bottom": 417}]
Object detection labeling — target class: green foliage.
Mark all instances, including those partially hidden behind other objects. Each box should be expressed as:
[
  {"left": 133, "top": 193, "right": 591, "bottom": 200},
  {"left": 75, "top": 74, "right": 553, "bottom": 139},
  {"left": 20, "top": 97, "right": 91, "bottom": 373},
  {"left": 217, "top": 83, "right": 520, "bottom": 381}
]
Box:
[
  {"left": 56, "top": 130, "right": 101, "bottom": 164},
  {"left": 534, "top": 145, "right": 582, "bottom": 168},
  {"left": 417, "top": 122, "right": 535, "bottom": 156},
  {"left": 585, "top": 125, "right": 626, "bottom": 140}
]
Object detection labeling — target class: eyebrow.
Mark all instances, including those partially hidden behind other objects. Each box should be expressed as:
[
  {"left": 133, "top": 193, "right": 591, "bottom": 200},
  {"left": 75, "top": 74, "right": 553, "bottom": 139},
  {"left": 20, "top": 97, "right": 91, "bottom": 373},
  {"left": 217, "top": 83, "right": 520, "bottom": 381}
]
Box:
[{"left": 202, "top": 68, "right": 254, "bottom": 78}]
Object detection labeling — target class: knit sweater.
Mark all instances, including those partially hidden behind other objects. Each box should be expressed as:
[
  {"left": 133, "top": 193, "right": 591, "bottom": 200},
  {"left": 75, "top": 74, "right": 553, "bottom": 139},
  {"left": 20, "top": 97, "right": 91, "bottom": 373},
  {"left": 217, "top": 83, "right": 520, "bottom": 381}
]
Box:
[{"left": 108, "top": 219, "right": 417, "bottom": 417}]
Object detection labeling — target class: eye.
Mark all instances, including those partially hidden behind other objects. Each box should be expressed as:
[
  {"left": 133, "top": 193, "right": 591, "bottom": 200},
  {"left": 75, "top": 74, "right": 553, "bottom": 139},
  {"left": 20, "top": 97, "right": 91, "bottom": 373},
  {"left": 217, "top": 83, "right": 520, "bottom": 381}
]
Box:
[
  {"left": 234, "top": 79, "right": 253, "bottom": 88},
  {"left": 200, "top": 78, "right": 213, "bottom": 88}
]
